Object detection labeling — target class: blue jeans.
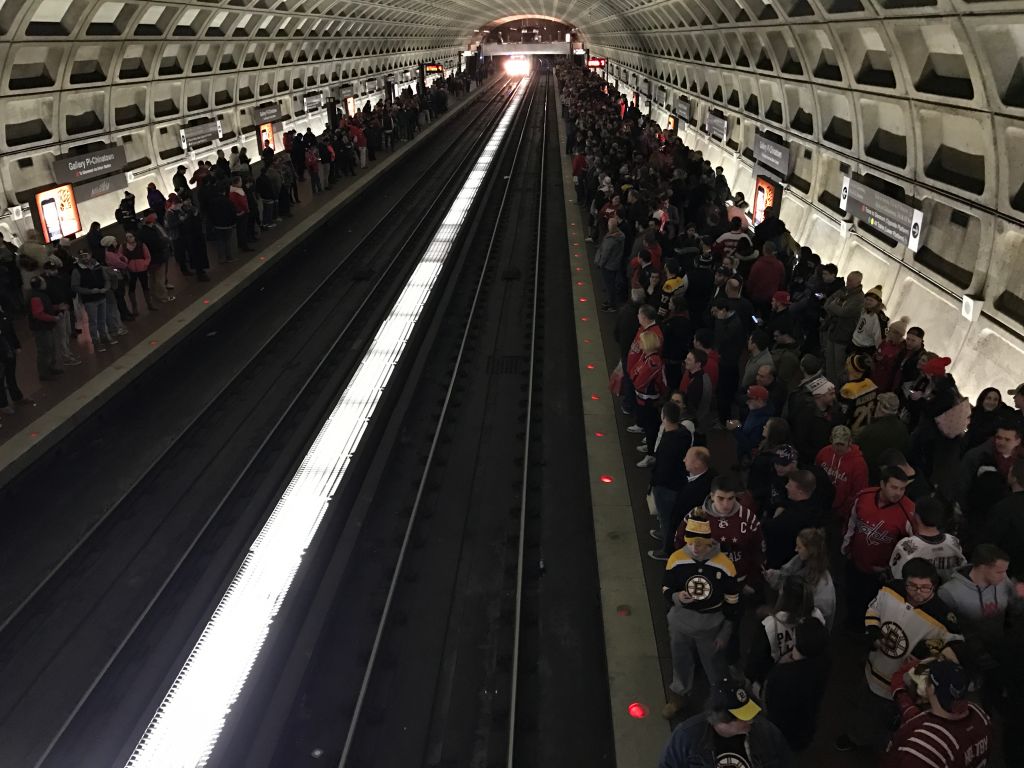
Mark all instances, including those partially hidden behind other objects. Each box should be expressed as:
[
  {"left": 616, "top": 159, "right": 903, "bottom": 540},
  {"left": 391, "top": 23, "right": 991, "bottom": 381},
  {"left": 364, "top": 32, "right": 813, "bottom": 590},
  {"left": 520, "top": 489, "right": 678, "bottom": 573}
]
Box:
[{"left": 83, "top": 299, "right": 109, "bottom": 344}]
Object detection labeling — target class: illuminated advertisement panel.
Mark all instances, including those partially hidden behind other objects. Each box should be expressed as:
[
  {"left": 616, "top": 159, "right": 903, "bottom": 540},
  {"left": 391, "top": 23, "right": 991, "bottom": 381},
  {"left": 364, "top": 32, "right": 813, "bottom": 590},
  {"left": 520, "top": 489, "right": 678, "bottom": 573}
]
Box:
[
  {"left": 35, "top": 184, "right": 82, "bottom": 244},
  {"left": 752, "top": 175, "right": 781, "bottom": 226},
  {"left": 258, "top": 122, "right": 276, "bottom": 152}
]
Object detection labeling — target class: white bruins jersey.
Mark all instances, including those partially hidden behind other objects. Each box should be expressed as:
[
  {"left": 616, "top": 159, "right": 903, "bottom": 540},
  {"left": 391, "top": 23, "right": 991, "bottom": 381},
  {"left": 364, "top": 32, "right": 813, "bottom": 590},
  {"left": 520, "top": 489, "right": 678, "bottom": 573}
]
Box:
[
  {"left": 864, "top": 585, "right": 963, "bottom": 698},
  {"left": 889, "top": 534, "right": 966, "bottom": 582},
  {"left": 761, "top": 608, "right": 826, "bottom": 662}
]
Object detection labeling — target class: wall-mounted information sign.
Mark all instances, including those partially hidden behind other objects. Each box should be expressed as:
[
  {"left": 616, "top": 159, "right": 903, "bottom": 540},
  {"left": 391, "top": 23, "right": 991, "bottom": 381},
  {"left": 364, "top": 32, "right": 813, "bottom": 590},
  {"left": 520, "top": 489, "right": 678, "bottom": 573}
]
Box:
[
  {"left": 179, "top": 121, "right": 223, "bottom": 150},
  {"left": 753, "top": 134, "right": 791, "bottom": 180},
  {"left": 586, "top": 57, "right": 606, "bottom": 68},
  {"left": 53, "top": 145, "right": 127, "bottom": 186},
  {"left": 677, "top": 97, "right": 690, "bottom": 122},
  {"left": 76, "top": 172, "right": 128, "bottom": 201},
  {"left": 35, "top": 184, "right": 82, "bottom": 244},
  {"left": 840, "top": 176, "right": 924, "bottom": 251},
  {"left": 303, "top": 94, "right": 323, "bottom": 112},
  {"left": 705, "top": 114, "right": 728, "bottom": 142},
  {"left": 424, "top": 63, "right": 444, "bottom": 75},
  {"left": 255, "top": 104, "right": 282, "bottom": 124}
]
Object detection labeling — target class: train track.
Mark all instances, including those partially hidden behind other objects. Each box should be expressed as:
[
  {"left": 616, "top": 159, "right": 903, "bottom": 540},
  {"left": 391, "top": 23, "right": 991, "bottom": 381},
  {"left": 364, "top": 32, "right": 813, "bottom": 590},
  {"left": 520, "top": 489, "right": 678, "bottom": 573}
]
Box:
[
  {"left": 0, "top": 78, "right": 519, "bottom": 768},
  {"left": 203, "top": 69, "right": 556, "bottom": 768}
]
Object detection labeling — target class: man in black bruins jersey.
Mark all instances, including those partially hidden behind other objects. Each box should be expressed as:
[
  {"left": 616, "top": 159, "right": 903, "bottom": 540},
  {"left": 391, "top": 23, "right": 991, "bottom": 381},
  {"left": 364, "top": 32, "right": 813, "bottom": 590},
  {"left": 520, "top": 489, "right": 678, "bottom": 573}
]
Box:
[
  {"left": 661, "top": 510, "right": 741, "bottom": 720},
  {"left": 839, "top": 352, "right": 880, "bottom": 437}
]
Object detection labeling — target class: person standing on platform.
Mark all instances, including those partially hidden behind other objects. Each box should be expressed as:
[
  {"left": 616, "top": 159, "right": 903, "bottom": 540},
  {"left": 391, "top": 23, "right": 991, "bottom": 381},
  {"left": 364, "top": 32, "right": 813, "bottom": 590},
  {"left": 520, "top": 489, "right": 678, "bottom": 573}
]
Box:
[
  {"left": 0, "top": 302, "right": 26, "bottom": 416},
  {"left": 889, "top": 497, "right": 965, "bottom": 582},
  {"left": 661, "top": 512, "right": 740, "bottom": 720},
  {"left": 822, "top": 270, "right": 864, "bottom": 384},
  {"left": 842, "top": 466, "right": 917, "bottom": 630},
  {"left": 27, "top": 276, "right": 61, "bottom": 381},
  {"left": 648, "top": 400, "right": 693, "bottom": 561},
  {"left": 658, "top": 677, "right": 792, "bottom": 767}
]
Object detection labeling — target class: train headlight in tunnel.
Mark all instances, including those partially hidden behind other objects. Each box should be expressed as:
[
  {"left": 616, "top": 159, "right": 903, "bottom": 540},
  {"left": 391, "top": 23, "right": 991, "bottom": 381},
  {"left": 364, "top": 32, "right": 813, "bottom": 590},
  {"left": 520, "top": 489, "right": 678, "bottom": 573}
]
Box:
[{"left": 504, "top": 57, "right": 531, "bottom": 77}]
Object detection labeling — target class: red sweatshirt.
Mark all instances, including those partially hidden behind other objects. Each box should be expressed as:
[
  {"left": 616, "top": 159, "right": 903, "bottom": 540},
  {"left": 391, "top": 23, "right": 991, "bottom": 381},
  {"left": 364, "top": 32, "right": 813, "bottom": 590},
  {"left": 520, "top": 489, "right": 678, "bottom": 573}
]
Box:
[
  {"left": 746, "top": 253, "right": 785, "bottom": 304},
  {"left": 816, "top": 443, "right": 869, "bottom": 523},
  {"left": 842, "top": 487, "right": 916, "bottom": 574},
  {"left": 29, "top": 297, "right": 58, "bottom": 325},
  {"left": 678, "top": 350, "right": 720, "bottom": 393},
  {"left": 676, "top": 497, "right": 764, "bottom": 586},
  {"left": 626, "top": 323, "right": 664, "bottom": 373}
]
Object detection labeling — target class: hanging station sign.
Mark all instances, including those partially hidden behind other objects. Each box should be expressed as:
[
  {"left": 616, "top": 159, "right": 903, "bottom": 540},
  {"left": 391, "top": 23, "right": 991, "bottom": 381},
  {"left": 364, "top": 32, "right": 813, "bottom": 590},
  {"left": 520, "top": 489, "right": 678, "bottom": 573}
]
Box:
[
  {"left": 76, "top": 172, "right": 128, "bottom": 201},
  {"left": 677, "top": 97, "right": 691, "bottom": 122},
  {"left": 424, "top": 63, "right": 444, "bottom": 76},
  {"left": 254, "top": 104, "right": 283, "bottom": 124},
  {"left": 753, "top": 133, "right": 791, "bottom": 180},
  {"left": 705, "top": 113, "right": 728, "bottom": 142},
  {"left": 840, "top": 176, "right": 924, "bottom": 251},
  {"left": 586, "top": 57, "right": 607, "bottom": 69},
  {"left": 179, "top": 120, "right": 223, "bottom": 150},
  {"left": 53, "top": 145, "right": 127, "bottom": 186},
  {"left": 303, "top": 93, "right": 324, "bottom": 112}
]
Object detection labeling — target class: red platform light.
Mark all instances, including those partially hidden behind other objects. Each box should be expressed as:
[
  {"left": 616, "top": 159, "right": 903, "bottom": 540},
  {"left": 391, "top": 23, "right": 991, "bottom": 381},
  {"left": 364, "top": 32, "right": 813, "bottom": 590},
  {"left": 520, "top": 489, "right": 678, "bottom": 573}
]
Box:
[
  {"left": 203, "top": 299, "right": 211, "bottom": 305},
  {"left": 578, "top": 297, "right": 587, "bottom": 303},
  {"left": 627, "top": 702, "right": 649, "bottom": 719},
  {"left": 586, "top": 363, "right": 595, "bottom": 369},
  {"left": 576, "top": 281, "right": 585, "bottom": 286},
  {"left": 599, "top": 474, "right": 614, "bottom": 484},
  {"left": 594, "top": 431, "right": 606, "bottom": 437},
  {"left": 583, "top": 338, "right": 592, "bottom": 344},
  {"left": 591, "top": 393, "right": 600, "bottom": 401}
]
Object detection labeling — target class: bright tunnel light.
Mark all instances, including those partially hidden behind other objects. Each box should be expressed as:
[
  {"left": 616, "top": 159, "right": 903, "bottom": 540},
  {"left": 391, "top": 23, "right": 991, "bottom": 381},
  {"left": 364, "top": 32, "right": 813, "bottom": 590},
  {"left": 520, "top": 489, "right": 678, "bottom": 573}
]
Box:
[
  {"left": 503, "top": 57, "right": 532, "bottom": 77},
  {"left": 124, "top": 78, "right": 531, "bottom": 768}
]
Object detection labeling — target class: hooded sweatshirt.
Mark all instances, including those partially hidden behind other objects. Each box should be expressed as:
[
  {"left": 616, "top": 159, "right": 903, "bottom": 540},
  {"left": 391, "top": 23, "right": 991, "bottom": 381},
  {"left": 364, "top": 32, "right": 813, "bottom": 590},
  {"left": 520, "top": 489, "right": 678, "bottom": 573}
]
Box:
[
  {"left": 938, "top": 567, "right": 1022, "bottom": 643},
  {"left": 815, "top": 443, "right": 869, "bottom": 522}
]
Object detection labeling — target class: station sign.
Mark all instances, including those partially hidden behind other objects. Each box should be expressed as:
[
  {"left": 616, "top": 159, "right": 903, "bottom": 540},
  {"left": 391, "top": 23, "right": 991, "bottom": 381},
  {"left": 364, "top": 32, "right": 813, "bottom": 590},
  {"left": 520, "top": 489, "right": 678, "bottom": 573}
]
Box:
[
  {"left": 677, "top": 97, "right": 690, "bottom": 122},
  {"left": 179, "top": 120, "right": 223, "bottom": 150},
  {"left": 424, "top": 63, "right": 444, "bottom": 75},
  {"left": 840, "top": 176, "right": 924, "bottom": 251},
  {"left": 705, "top": 113, "right": 728, "bottom": 142},
  {"left": 254, "top": 103, "right": 282, "bottom": 124},
  {"left": 753, "top": 133, "right": 790, "bottom": 180},
  {"left": 303, "top": 93, "right": 323, "bottom": 112},
  {"left": 76, "top": 172, "right": 128, "bottom": 201},
  {"left": 586, "top": 57, "right": 606, "bottom": 69},
  {"left": 53, "top": 145, "right": 127, "bottom": 186}
]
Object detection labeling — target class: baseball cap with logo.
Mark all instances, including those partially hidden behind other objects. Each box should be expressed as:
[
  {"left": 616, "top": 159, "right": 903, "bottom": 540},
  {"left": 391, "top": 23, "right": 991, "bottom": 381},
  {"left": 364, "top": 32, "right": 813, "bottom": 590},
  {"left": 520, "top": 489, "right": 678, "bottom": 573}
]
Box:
[
  {"left": 711, "top": 677, "right": 761, "bottom": 721},
  {"left": 1007, "top": 383, "right": 1024, "bottom": 398},
  {"left": 773, "top": 444, "right": 799, "bottom": 466},
  {"left": 928, "top": 660, "right": 969, "bottom": 713}
]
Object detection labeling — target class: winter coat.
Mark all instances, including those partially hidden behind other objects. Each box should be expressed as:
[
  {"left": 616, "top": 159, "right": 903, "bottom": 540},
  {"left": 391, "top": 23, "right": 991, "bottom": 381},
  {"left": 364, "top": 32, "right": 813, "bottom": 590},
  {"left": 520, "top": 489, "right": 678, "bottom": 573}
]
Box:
[
  {"left": 120, "top": 242, "right": 151, "bottom": 273},
  {"left": 822, "top": 285, "right": 865, "bottom": 344},
  {"left": 746, "top": 254, "right": 785, "bottom": 305},
  {"left": 594, "top": 230, "right": 625, "bottom": 271},
  {"left": 658, "top": 714, "right": 793, "bottom": 768},
  {"left": 855, "top": 415, "right": 911, "bottom": 482}
]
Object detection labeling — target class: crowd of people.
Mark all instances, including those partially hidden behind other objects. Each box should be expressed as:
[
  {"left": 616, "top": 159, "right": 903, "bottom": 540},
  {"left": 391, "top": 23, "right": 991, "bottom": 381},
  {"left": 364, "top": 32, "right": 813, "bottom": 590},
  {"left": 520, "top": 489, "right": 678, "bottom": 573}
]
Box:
[
  {"left": 558, "top": 63, "right": 1024, "bottom": 767},
  {"left": 0, "top": 76, "right": 467, "bottom": 427}
]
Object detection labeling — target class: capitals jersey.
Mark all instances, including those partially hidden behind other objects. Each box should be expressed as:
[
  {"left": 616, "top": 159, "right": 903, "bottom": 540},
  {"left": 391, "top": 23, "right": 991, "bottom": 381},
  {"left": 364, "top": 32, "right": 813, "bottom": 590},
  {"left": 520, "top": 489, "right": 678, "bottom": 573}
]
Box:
[
  {"left": 889, "top": 534, "right": 966, "bottom": 582},
  {"left": 843, "top": 488, "right": 916, "bottom": 574},
  {"left": 864, "top": 584, "right": 963, "bottom": 698},
  {"left": 883, "top": 699, "right": 991, "bottom": 768},
  {"left": 676, "top": 501, "right": 764, "bottom": 586}
]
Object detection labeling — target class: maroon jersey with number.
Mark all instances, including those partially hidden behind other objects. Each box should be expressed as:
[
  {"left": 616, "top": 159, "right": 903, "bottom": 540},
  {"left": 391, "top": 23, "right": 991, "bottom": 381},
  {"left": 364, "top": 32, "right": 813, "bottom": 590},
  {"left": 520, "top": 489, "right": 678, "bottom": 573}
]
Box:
[
  {"left": 675, "top": 498, "right": 764, "bottom": 586},
  {"left": 882, "top": 703, "right": 991, "bottom": 768}
]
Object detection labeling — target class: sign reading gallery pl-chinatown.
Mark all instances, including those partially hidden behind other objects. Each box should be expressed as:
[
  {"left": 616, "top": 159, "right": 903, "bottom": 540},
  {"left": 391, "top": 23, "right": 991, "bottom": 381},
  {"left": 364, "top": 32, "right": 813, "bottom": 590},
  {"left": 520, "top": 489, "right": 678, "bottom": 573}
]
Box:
[
  {"left": 53, "top": 145, "right": 127, "bottom": 186},
  {"left": 704, "top": 113, "right": 728, "bottom": 142},
  {"left": 753, "top": 133, "right": 791, "bottom": 180},
  {"left": 303, "top": 94, "right": 323, "bottom": 112},
  {"left": 840, "top": 176, "right": 925, "bottom": 252}
]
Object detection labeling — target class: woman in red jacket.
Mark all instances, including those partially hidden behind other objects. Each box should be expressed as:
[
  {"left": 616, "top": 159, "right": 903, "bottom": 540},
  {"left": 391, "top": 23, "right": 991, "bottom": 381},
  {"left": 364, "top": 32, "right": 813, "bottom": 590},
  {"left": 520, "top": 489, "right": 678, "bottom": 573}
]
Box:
[
  {"left": 631, "top": 330, "right": 667, "bottom": 459},
  {"left": 120, "top": 231, "right": 155, "bottom": 315}
]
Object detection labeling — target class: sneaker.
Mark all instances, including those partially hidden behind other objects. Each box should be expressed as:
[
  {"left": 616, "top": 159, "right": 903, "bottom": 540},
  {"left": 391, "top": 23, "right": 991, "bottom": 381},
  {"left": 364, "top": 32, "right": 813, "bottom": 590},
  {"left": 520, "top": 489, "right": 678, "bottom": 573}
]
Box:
[
  {"left": 834, "top": 735, "right": 857, "bottom": 752},
  {"left": 647, "top": 550, "right": 669, "bottom": 561},
  {"left": 636, "top": 455, "right": 656, "bottom": 468},
  {"left": 626, "top": 424, "right": 645, "bottom": 434},
  {"left": 63, "top": 357, "right": 83, "bottom": 366},
  {"left": 95, "top": 344, "right": 107, "bottom": 352},
  {"left": 636, "top": 444, "right": 648, "bottom": 454},
  {"left": 620, "top": 403, "right": 634, "bottom": 416},
  {"left": 104, "top": 337, "right": 119, "bottom": 346},
  {"left": 640, "top": 436, "right": 647, "bottom": 445},
  {"left": 162, "top": 295, "right": 177, "bottom": 303},
  {"left": 649, "top": 529, "right": 663, "bottom": 541},
  {"left": 116, "top": 328, "right": 129, "bottom": 336},
  {"left": 166, "top": 283, "right": 175, "bottom": 291},
  {"left": 601, "top": 304, "right": 617, "bottom": 313}
]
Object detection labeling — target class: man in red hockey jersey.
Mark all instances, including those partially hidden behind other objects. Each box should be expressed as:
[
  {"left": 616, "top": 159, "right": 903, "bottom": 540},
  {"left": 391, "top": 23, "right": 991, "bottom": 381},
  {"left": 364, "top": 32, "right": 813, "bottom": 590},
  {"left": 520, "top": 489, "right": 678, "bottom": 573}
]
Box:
[
  {"left": 841, "top": 466, "right": 917, "bottom": 632},
  {"left": 882, "top": 659, "right": 991, "bottom": 768}
]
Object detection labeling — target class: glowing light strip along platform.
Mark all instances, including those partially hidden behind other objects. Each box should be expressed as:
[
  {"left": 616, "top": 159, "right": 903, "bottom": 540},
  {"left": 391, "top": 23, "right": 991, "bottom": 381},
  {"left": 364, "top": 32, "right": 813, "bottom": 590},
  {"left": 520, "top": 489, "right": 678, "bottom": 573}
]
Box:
[{"left": 124, "top": 78, "right": 529, "bottom": 768}]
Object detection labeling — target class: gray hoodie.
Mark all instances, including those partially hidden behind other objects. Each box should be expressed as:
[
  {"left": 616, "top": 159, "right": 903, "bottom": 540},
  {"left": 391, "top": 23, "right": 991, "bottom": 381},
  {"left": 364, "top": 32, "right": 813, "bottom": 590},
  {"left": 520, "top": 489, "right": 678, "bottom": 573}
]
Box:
[{"left": 938, "top": 567, "right": 1022, "bottom": 641}]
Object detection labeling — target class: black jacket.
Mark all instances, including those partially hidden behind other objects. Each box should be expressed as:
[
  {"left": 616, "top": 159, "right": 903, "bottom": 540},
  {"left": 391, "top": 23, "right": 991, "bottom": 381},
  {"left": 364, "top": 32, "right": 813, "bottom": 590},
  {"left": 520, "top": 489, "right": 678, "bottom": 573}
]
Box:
[
  {"left": 652, "top": 428, "right": 693, "bottom": 491},
  {"left": 763, "top": 654, "right": 830, "bottom": 752}
]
